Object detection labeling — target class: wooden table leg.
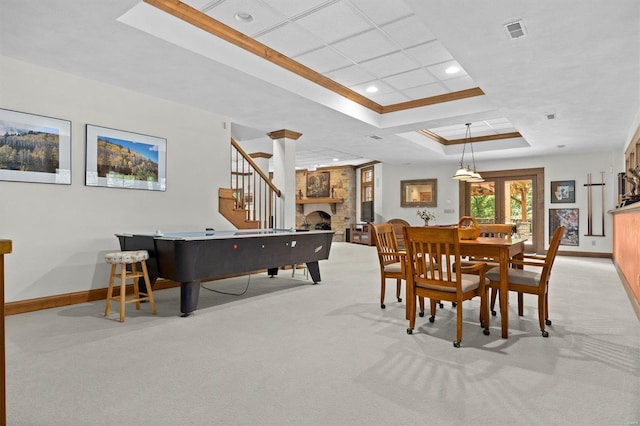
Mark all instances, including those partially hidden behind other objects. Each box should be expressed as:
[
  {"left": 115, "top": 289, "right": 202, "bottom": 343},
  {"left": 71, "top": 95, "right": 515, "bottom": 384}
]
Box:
[
  {"left": 405, "top": 277, "right": 415, "bottom": 322},
  {"left": 500, "top": 250, "right": 509, "bottom": 338}
]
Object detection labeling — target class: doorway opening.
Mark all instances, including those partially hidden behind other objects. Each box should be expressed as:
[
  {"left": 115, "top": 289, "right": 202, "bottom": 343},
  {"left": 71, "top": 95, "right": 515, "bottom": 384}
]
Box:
[{"left": 460, "top": 167, "right": 544, "bottom": 253}]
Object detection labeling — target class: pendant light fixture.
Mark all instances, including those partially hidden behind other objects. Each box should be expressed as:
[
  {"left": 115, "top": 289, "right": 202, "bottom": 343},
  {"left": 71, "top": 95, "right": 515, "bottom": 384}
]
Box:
[{"left": 452, "top": 123, "right": 484, "bottom": 182}]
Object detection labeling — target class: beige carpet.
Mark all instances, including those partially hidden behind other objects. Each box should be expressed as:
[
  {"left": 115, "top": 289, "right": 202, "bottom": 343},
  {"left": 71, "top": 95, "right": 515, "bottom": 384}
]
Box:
[{"left": 5, "top": 242, "right": 640, "bottom": 425}]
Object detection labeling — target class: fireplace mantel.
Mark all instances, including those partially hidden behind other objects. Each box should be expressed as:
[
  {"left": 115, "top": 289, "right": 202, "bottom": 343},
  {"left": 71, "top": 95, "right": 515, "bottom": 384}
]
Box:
[{"left": 296, "top": 197, "right": 343, "bottom": 214}]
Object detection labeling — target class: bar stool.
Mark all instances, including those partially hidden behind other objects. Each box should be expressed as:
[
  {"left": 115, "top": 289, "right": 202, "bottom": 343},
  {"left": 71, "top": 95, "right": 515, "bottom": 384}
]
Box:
[{"left": 104, "top": 250, "right": 156, "bottom": 322}]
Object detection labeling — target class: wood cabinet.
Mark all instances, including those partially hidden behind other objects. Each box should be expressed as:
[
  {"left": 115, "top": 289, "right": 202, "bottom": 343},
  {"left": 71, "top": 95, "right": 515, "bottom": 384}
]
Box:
[
  {"left": 349, "top": 224, "right": 374, "bottom": 245},
  {"left": 611, "top": 205, "right": 640, "bottom": 318}
]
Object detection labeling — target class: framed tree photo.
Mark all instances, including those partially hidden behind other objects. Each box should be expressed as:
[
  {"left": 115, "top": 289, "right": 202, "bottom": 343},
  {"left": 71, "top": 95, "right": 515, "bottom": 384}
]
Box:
[
  {"left": 86, "top": 124, "right": 166, "bottom": 191},
  {"left": 550, "top": 180, "right": 575, "bottom": 203},
  {"left": 0, "top": 108, "right": 71, "bottom": 184}
]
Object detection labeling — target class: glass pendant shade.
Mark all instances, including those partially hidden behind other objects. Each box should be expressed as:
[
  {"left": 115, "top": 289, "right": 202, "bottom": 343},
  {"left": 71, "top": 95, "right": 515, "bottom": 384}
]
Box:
[
  {"left": 452, "top": 166, "right": 472, "bottom": 180},
  {"left": 466, "top": 171, "right": 485, "bottom": 182},
  {"left": 453, "top": 122, "right": 483, "bottom": 182}
]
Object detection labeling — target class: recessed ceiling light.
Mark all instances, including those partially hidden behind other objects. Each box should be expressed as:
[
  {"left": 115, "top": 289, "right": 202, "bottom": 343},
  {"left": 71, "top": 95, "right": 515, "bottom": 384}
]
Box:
[
  {"left": 445, "top": 65, "right": 460, "bottom": 74},
  {"left": 332, "top": 158, "right": 339, "bottom": 162},
  {"left": 234, "top": 12, "right": 253, "bottom": 23},
  {"left": 365, "top": 85, "right": 378, "bottom": 93}
]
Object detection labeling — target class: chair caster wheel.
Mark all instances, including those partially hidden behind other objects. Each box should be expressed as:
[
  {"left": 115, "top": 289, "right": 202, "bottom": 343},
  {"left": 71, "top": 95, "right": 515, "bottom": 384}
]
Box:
[
  {"left": 545, "top": 319, "right": 552, "bottom": 326},
  {"left": 381, "top": 304, "right": 385, "bottom": 309},
  {"left": 438, "top": 302, "right": 444, "bottom": 308},
  {"left": 397, "top": 297, "right": 402, "bottom": 302},
  {"left": 429, "top": 316, "right": 435, "bottom": 323},
  {"left": 491, "top": 310, "right": 496, "bottom": 316},
  {"left": 541, "top": 330, "right": 549, "bottom": 337},
  {"left": 453, "top": 340, "right": 461, "bottom": 348},
  {"left": 407, "top": 328, "right": 413, "bottom": 335},
  {"left": 418, "top": 311, "right": 425, "bottom": 317},
  {"left": 483, "top": 329, "right": 490, "bottom": 336},
  {"left": 451, "top": 302, "right": 457, "bottom": 308}
]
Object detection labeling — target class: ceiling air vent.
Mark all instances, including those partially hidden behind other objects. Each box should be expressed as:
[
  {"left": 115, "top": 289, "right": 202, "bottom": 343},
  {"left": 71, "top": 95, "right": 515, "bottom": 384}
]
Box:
[
  {"left": 505, "top": 20, "right": 527, "bottom": 39},
  {"left": 369, "top": 135, "right": 383, "bottom": 140}
]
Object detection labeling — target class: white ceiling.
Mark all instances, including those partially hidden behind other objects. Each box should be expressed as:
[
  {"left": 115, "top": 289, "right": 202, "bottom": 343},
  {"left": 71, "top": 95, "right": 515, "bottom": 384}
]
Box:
[{"left": 0, "top": 0, "right": 638, "bottom": 170}]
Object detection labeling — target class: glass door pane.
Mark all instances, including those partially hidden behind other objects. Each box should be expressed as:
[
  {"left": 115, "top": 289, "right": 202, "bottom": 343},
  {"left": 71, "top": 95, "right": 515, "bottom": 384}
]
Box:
[
  {"left": 469, "top": 180, "right": 496, "bottom": 224},
  {"left": 467, "top": 177, "right": 536, "bottom": 251},
  {"left": 505, "top": 179, "right": 533, "bottom": 242},
  {"left": 461, "top": 168, "right": 543, "bottom": 253}
]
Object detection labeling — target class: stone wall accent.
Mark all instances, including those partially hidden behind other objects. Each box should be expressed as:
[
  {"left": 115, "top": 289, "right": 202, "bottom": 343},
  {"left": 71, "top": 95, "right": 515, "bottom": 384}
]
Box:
[{"left": 296, "top": 166, "right": 356, "bottom": 242}]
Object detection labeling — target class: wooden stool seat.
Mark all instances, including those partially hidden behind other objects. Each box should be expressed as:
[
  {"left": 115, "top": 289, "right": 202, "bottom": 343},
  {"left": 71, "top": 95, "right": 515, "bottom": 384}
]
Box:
[{"left": 104, "top": 250, "right": 156, "bottom": 322}]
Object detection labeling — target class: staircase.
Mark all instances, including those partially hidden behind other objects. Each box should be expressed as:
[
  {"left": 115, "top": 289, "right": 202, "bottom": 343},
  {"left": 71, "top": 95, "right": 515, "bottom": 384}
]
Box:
[{"left": 218, "top": 138, "right": 282, "bottom": 229}]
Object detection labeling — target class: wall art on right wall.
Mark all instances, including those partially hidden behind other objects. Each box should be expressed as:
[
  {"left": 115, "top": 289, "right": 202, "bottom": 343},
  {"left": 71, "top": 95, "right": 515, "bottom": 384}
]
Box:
[
  {"left": 549, "top": 208, "right": 579, "bottom": 246},
  {"left": 550, "top": 180, "right": 575, "bottom": 203}
]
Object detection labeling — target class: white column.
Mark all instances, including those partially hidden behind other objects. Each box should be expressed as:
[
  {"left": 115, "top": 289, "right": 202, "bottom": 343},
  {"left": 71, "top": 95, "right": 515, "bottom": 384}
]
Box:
[
  {"left": 249, "top": 152, "right": 271, "bottom": 177},
  {"left": 268, "top": 129, "right": 302, "bottom": 229}
]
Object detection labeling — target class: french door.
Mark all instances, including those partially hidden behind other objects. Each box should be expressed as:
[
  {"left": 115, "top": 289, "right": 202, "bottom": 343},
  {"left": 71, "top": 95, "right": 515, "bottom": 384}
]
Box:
[{"left": 460, "top": 168, "right": 544, "bottom": 253}]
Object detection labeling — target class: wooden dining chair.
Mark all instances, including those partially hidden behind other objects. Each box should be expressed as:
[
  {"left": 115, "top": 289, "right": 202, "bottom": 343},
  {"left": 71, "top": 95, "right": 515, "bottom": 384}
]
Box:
[
  {"left": 372, "top": 224, "right": 424, "bottom": 315},
  {"left": 372, "top": 223, "right": 405, "bottom": 309},
  {"left": 486, "top": 225, "right": 565, "bottom": 337},
  {"left": 479, "top": 223, "right": 513, "bottom": 238},
  {"left": 472, "top": 223, "right": 513, "bottom": 306},
  {"left": 386, "top": 218, "right": 410, "bottom": 250},
  {"left": 403, "top": 226, "right": 490, "bottom": 347}
]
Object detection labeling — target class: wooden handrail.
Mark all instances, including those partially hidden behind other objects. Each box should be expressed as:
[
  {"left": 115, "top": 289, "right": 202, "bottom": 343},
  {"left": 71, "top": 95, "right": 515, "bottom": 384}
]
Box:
[{"left": 231, "top": 138, "right": 281, "bottom": 197}]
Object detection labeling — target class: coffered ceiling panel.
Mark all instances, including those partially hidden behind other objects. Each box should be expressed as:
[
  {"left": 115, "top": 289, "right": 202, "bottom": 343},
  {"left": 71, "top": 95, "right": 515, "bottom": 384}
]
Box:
[
  {"left": 330, "top": 29, "right": 397, "bottom": 63},
  {"left": 443, "top": 75, "right": 476, "bottom": 92},
  {"left": 293, "top": 46, "right": 353, "bottom": 74},
  {"left": 262, "top": 0, "right": 331, "bottom": 19},
  {"left": 255, "top": 22, "right": 323, "bottom": 57},
  {"left": 359, "top": 51, "right": 420, "bottom": 79},
  {"left": 348, "top": 0, "right": 413, "bottom": 26},
  {"left": 3, "top": 0, "right": 635, "bottom": 171},
  {"left": 202, "top": 0, "right": 284, "bottom": 36},
  {"left": 292, "top": 1, "right": 372, "bottom": 44},
  {"left": 367, "top": 91, "right": 411, "bottom": 105},
  {"left": 324, "top": 65, "right": 375, "bottom": 87},
  {"left": 405, "top": 41, "right": 454, "bottom": 67},
  {"left": 407, "top": 83, "right": 450, "bottom": 99},
  {"left": 380, "top": 15, "right": 437, "bottom": 49},
  {"left": 429, "top": 119, "right": 519, "bottom": 139},
  {"left": 383, "top": 69, "right": 437, "bottom": 91}
]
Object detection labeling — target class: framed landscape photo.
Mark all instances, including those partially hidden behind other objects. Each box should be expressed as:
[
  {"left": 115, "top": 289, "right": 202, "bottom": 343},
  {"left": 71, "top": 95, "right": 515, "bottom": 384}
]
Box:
[
  {"left": 550, "top": 180, "right": 575, "bottom": 203},
  {"left": 0, "top": 108, "right": 71, "bottom": 184},
  {"left": 549, "top": 208, "right": 579, "bottom": 246},
  {"left": 86, "top": 124, "right": 166, "bottom": 191}
]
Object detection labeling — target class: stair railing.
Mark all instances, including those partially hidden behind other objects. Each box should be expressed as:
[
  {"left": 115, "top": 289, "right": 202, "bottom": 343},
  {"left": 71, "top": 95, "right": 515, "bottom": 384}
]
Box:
[{"left": 230, "top": 138, "right": 282, "bottom": 229}]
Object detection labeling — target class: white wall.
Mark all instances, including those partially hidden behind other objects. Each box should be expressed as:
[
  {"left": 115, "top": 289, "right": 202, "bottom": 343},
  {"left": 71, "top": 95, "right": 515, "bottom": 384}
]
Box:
[
  {"left": 0, "top": 56, "right": 232, "bottom": 302},
  {"left": 377, "top": 150, "right": 623, "bottom": 253}
]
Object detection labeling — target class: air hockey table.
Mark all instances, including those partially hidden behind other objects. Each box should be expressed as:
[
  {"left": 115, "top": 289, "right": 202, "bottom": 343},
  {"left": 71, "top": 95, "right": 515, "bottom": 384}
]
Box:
[{"left": 116, "top": 229, "right": 334, "bottom": 316}]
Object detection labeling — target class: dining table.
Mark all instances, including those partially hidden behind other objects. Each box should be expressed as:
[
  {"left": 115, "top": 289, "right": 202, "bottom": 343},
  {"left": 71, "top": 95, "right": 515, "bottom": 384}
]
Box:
[{"left": 459, "top": 236, "right": 526, "bottom": 338}]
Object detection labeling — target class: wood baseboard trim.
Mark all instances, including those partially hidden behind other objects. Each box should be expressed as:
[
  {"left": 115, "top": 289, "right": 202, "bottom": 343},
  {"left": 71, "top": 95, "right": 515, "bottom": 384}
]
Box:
[
  {"left": 4, "top": 280, "right": 181, "bottom": 316},
  {"left": 4, "top": 270, "right": 269, "bottom": 316},
  {"left": 557, "top": 251, "right": 612, "bottom": 259},
  {"left": 613, "top": 261, "right": 640, "bottom": 322}
]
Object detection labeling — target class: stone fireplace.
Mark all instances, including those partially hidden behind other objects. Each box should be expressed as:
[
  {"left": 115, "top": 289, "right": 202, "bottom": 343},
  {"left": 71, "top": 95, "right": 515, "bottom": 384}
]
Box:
[
  {"left": 306, "top": 210, "right": 332, "bottom": 230},
  {"left": 295, "top": 166, "right": 356, "bottom": 242}
]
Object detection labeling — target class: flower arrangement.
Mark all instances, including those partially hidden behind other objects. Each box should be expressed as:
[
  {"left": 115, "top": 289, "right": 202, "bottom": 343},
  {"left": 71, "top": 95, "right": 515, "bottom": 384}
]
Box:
[{"left": 417, "top": 209, "right": 436, "bottom": 224}]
